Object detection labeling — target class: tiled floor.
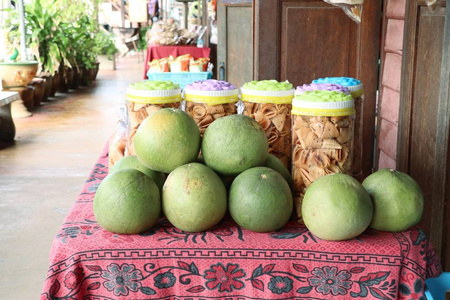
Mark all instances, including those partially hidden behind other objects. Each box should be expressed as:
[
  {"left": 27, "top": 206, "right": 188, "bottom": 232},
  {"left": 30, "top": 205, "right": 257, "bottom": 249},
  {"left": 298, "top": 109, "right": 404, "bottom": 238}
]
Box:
[{"left": 0, "top": 56, "right": 143, "bottom": 299}]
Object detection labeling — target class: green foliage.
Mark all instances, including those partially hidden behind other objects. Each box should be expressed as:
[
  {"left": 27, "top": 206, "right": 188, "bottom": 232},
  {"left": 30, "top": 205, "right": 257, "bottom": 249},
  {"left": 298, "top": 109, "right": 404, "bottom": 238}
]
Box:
[
  {"left": 24, "top": 0, "right": 64, "bottom": 73},
  {"left": 138, "top": 26, "right": 150, "bottom": 51},
  {"left": 93, "top": 30, "right": 118, "bottom": 59}
]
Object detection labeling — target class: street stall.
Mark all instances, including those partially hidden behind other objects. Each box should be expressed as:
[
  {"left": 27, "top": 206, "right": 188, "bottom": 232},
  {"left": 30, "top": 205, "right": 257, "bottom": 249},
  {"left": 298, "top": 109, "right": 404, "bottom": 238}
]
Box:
[
  {"left": 37, "top": 0, "right": 449, "bottom": 299},
  {"left": 40, "top": 146, "right": 441, "bottom": 299}
]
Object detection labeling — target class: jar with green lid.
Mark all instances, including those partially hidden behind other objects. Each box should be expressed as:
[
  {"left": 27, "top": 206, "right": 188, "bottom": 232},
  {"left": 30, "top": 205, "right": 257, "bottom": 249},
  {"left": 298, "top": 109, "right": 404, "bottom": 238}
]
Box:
[
  {"left": 184, "top": 79, "right": 239, "bottom": 136},
  {"left": 126, "top": 80, "right": 182, "bottom": 155},
  {"left": 291, "top": 90, "right": 355, "bottom": 222},
  {"left": 313, "top": 77, "right": 364, "bottom": 180},
  {"left": 240, "top": 80, "right": 295, "bottom": 168}
]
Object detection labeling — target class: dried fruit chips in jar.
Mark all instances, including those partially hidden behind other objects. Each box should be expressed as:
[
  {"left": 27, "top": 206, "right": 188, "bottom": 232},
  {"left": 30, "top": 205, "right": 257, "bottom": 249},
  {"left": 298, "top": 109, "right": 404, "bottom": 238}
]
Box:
[
  {"left": 240, "top": 80, "right": 295, "bottom": 169},
  {"left": 312, "top": 77, "right": 364, "bottom": 180},
  {"left": 291, "top": 90, "right": 355, "bottom": 222},
  {"left": 126, "top": 80, "right": 182, "bottom": 155},
  {"left": 184, "top": 79, "right": 238, "bottom": 136}
]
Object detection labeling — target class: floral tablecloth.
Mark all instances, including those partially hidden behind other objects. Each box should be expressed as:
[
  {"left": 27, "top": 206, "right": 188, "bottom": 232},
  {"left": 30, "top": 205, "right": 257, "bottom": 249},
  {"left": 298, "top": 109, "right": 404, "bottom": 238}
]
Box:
[{"left": 41, "top": 144, "right": 442, "bottom": 300}]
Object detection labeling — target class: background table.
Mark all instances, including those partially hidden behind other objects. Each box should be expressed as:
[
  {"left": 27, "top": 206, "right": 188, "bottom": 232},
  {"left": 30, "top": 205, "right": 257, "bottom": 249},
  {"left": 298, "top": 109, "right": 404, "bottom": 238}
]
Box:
[
  {"left": 143, "top": 45, "right": 211, "bottom": 79},
  {"left": 41, "top": 144, "right": 442, "bottom": 299}
]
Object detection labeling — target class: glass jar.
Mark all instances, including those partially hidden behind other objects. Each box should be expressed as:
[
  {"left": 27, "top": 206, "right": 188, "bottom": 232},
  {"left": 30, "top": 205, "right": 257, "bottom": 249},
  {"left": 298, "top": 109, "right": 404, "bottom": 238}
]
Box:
[
  {"left": 184, "top": 79, "right": 238, "bottom": 136},
  {"left": 125, "top": 80, "right": 182, "bottom": 155},
  {"left": 240, "top": 80, "right": 295, "bottom": 168},
  {"left": 312, "top": 77, "right": 364, "bottom": 180},
  {"left": 291, "top": 90, "right": 355, "bottom": 222}
]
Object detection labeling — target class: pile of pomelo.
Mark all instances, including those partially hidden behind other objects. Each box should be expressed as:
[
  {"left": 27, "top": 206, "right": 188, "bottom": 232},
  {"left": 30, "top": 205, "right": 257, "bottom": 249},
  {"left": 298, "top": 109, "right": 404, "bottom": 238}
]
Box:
[
  {"left": 94, "top": 108, "right": 293, "bottom": 234},
  {"left": 94, "top": 108, "right": 424, "bottom": 240}
]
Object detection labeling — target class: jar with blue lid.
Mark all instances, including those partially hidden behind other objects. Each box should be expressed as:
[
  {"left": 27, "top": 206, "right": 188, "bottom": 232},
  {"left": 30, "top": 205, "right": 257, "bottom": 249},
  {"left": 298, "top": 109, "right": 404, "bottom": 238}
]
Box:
[
  {"left": 291, "top": 90, "right": 355, "bottom": 222},
  {"left": 312, "top": 77, "right": 364, "bottom": 179}
]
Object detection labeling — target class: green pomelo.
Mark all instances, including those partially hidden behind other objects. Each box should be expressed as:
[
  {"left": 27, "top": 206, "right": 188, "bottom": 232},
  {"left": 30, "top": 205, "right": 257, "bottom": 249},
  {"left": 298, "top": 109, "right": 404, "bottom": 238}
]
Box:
[
  {"left": 362, "top": 169, "right": 424, "bottom": 232},
  {"left": 229, "top": 167, "right": 293, "bottom": 232},
  {"left": 264, "top": 154, "right": 293, "bottom": 189},
  {"left": 302, "top": 173, "right": 373, "bottom": 241},
  {"left": 134, "top": 108, "right": 200, "bottom": 173},
  {"left": 201, "top": 114, "right": 269, "bottom": 176},
  {"left": 93, "top": 169, "right": 161, "bottom": 234},
  {"left": 162, "top": 163, "right": 227, "bottom": 232},
  {"left": 110, "top": 155, "right": 166, "bottom": 190}
]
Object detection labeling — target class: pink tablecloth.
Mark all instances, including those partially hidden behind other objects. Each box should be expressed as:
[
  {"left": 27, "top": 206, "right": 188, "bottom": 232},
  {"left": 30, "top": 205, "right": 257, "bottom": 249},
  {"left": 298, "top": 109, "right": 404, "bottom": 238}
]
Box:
[
  {"left": 143, "top": 46, "right": 211, "bottom": 79},
  {"left": 41, "top": 144, "right": 442, "bottom": 299}
]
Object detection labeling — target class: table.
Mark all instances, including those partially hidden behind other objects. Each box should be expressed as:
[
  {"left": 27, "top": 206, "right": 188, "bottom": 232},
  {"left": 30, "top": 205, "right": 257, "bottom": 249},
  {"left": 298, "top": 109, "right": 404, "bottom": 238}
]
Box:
[
  {"left": 41, "top": 144, "right": 442, "bottom": 299},
  {"left": 0, "top": 91, "right": 20, "bottom": 141},
  {"left": 144, "top": 46, "right": 211, "bottom": 79}
]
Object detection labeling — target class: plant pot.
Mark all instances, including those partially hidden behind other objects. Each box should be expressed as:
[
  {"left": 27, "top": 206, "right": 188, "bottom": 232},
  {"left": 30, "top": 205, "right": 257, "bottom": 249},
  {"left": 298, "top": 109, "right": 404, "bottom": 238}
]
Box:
[
  {"left": 22, "top": 85, "right": 35, "bottom": 111},
  {"left": 37, "top": 72, "right": 52, "bottom": 101},
  {"left": 66, "top": 68, "right": 74, "bottom": 89},
  {"left": 0, "top": 61, "right": 39, "bottom": 88},
  {"left": 57, "top": 64, "right": 69, "bottom": 93},
  {"left": 0, "top": 61, "right": 39, "bottom": 118},
  {"left": 91, "top": 62, "right": 100, "bottom": 81},
  {"left": 71, "top": 68, "right": 81, "bottom": 90},
  {"left": 50, "top": 71, "right": 60, "bottom": 97},
  {"left": 29, "top": 77, "right": 45, "bottom": 108},
  {"left": 80, "top": 66, "right": 92, "bottom": 86}
]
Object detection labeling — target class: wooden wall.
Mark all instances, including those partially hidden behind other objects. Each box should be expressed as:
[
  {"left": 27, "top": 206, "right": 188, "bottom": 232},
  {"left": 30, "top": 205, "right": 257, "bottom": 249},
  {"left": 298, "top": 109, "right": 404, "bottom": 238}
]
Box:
[
  {"left": 397, "top": 0, "right": 450, "bottom": 269},
  {"left": 254, "top": 0, "right": 382, "bottom": 179}
]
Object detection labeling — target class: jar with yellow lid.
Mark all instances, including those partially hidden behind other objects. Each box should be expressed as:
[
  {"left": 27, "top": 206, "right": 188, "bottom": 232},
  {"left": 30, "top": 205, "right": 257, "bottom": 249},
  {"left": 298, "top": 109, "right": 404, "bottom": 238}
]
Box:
[
  {"left": 313, "top": 77, "right": 364, "bottom": 180},
  {"left": 184, "top": 79, "right": 238, "bottom": 136},
  {"left": 126, "top": 80, "right": 182, "bottom": 155},
  {"left": 291, "top": 90, "right": 355, "bottom": 222},
  {"left": 240, "top": 80, "right": 295, "bottom": 168}
]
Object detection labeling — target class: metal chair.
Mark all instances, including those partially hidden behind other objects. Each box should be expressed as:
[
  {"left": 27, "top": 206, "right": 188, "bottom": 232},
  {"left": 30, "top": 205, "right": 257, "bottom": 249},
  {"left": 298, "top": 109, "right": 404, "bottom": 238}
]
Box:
[{"left": 425, "top": 272, "right": 450, "bottom": 300}]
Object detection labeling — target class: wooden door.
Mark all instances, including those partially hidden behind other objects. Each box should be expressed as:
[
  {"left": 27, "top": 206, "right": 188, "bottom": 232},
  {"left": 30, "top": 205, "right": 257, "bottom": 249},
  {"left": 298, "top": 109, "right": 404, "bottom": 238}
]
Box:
[
  {"left": 254, "top": 0, "right": 382, "bottom": 179},
  {"left": 217, "top": 0, "right": 253, "bottom": 87},
  {"left": 398, "top": 0, "right": 450, "bottom": 269}
]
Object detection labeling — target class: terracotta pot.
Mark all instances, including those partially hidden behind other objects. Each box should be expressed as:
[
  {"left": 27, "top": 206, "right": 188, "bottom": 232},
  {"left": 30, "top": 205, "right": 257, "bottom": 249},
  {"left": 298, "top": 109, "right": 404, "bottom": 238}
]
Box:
[
  {"left": 80, "top": 66, "right": 92, "bottom": 86},
  {"left": 29, "top": 78, "right": 45, "bottom": 108},
  {"left": 36, "top": 72, "right": 52, "bottom": 101},
  {"left": 91, "top": 62, "right": 100, "bottom": 81},
  {"left": 21, "top": 85, "right": 35, "bottom": 111},
  {"left": 71, "top": 68, "right": 81, "bottom": 89},
  {"left": 0, "top": 61, "right": 39, "bottom": 88},
  {"left": 57, "top": 64, "right": 69, "bottom": 93},
  {"left": 50, "top": 71, "right": 60, "bottom": 97},
  {"left": 66, "top": 68, "right": 74, "bottom": 89}
]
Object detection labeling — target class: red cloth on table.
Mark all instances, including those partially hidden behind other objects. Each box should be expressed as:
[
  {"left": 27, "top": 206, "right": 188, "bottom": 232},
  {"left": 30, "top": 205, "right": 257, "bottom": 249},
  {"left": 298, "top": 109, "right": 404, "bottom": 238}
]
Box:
[
  {"left": 144, "top": 46, "right": 211, "bottom": 79},
  {"left": 41, "top": 144, "right": 442, "bottom": 300}
]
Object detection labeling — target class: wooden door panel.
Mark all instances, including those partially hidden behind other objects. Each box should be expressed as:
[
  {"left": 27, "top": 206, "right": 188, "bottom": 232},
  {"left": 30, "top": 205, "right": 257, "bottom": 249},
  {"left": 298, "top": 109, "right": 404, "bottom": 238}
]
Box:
[
  {"left": 255, "top": 0, "right": 381, "bottom": 180},
  {"left": 217, "top": 1, "right": 253, "bottom": 88},
  {"left": 226, "top": 6, "right": 253, "bottom": 87},
  {"left": 398, "top": 0, "right": 449, "bottom": 267},
  {"left": 280, "top": 2, "right": 353, "bottom": 86}
]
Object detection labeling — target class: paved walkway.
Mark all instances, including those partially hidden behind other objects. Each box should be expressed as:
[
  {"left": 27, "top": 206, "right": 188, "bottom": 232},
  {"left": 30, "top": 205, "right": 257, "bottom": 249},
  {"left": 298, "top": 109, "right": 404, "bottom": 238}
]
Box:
[{"left": 0, "top": 55, "right": 143, "bottom": 299}]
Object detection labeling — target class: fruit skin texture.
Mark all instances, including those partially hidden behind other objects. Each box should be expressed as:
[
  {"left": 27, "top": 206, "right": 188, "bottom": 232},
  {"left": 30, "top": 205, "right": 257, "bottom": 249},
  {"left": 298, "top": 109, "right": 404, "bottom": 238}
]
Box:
[
  {"left": 362, "top": 168, "right": 424, "bottom": 232},
  {"left": 229, "top": 167, "right": 293, "bottom": 232},
  {"left": 302, "top": 173, "right": 373, "bottom": 241},
  {"left": 264, "top": 154, "right": 293, "bottom": 189},
  {"left": 162, "top": 163, "right": 227, "bottom": 232},
  {"left": 110, "top": 155, "right": 166, "bottom": 190},
  {"left": 134, "top": 108, "right": 200, "bottom": 173},
  {"left": 93, "top": 169, "right": 161, "bottom": 234},
  {"left": 201, "top": 114, "right": 269, "bottom": 176}
]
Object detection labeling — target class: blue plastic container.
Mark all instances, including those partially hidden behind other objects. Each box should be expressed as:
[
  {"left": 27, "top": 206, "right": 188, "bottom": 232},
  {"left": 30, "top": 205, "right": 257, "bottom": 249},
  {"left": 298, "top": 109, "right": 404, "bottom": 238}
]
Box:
[{"left": 146, "top": 72, "right": 213, "bottom": 89}]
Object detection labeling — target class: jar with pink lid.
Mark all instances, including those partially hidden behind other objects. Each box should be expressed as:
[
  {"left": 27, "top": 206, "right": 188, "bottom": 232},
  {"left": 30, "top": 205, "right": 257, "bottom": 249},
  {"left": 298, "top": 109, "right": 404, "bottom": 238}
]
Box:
[{"left": 184, "top": 79, "right": 239, "bottom": 136}]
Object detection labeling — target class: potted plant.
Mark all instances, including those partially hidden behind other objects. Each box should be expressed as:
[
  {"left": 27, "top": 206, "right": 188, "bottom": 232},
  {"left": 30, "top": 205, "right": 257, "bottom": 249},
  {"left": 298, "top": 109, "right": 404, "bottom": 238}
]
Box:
[
  {"left": 94, "top": 29, "right": 118, "bottom": 71},
  {"left": 24, "top": 0, "right": 65, "bottom": 96},
  {"left": 0, "top": 0, "right": 39, "bottom": 117}
]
